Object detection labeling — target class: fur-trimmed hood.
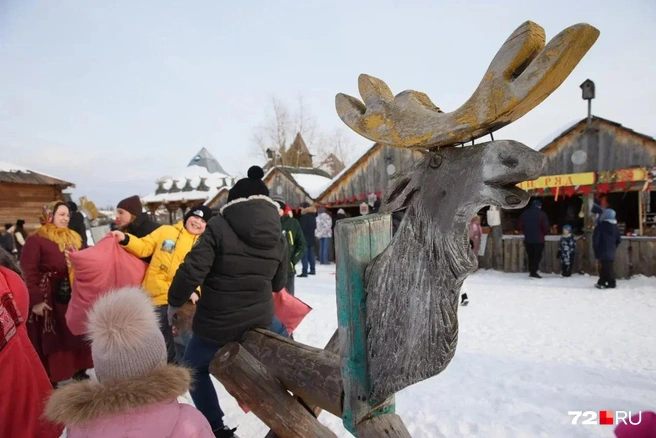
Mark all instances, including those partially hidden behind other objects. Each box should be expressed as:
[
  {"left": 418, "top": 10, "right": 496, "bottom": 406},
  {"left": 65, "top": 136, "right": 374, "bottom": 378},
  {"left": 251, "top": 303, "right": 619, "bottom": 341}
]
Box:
[{"left": 45, "top": 365, "right": 191, "bottom": 426}]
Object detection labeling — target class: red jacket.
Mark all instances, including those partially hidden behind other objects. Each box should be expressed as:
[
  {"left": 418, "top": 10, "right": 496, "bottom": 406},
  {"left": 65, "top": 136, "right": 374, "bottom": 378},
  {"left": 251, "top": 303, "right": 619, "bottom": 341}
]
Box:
[{"left": 0, "top": 265, "right": 64, "bottom": 438}]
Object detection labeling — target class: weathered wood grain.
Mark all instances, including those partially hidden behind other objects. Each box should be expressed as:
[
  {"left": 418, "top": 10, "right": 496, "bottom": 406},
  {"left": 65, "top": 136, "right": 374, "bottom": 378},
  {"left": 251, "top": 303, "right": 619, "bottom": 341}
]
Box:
[
  {"left": 209, "top": 343, "right": 337, "bottom": 438},
  {"left": 366, "top": 141, "right": 545, "bottom": 405},
  {"left": 615, "top": 240, "right": 631, "bottom": 279},
  {"left": 638, "top": 241, "right": 656, "bottom": 277},
  {"left": 335, "top": 214, "right": 394, "bottom": 432},
  {"left": 241, "top": 329, "right": 343, "bottom": 417},
  {"left": 355, "top": 413, "right": 412, "bottom": 438},
  {"left": 335, "top": 22, "right": 599, "bottom": 148}
]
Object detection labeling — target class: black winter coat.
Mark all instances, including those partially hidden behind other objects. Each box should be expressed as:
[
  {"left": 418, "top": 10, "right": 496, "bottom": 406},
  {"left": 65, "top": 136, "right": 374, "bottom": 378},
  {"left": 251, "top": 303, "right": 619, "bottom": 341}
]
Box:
[
  {"left": 519, "top": 206, "right": 550, "bottom": 244},
  {"left": 126, "top": 213, "right": 160, "bottom": 263},
  {"left": 593, "top": 220, "right": 621, "bottom": 261},
  {"left": 68, "top": 211, "right": 88, "bottom": 248},
  {"left": 299, "top": 206, "right": 317, "bottom": 245},
  {"left": 281, "top": 215, "right": 306, "bottom": 275},
  {"left": 168, "top": 196, "right": 288, "bottom": 345}
]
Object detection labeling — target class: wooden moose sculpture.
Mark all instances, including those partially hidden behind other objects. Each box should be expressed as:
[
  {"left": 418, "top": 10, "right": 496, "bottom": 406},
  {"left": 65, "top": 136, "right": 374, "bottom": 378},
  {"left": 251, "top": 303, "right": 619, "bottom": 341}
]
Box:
[{"left": 208, "top": 20, "right": 599, "bottom": 438}]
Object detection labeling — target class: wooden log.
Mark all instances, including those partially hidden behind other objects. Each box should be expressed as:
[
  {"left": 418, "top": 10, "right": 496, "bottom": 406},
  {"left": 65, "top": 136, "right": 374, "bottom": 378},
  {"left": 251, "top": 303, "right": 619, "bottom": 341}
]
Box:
[
  {"left": 630, "top": 240, "right": 640, "bottom": 277},
  {"left": 335, "top": 214, "right": 394, "bottom": 433},
  {"left": 263, "top": 329, "right": 341, "bottom": 438},
  {"left": 492, "top": 225, "right": 504, "bottom": 271},
  {"left": 355, "top": 413, "right": 412, "bottom": 438},
  {"left": 503, "top": 239, "right": 512, "bottom": 272},
  {"left": 241, "top": 329, "right": 343, "bottom": 418},
  {"left": 510, "top": 238, "right": 519, "bottom": 273},
  {"left": 210, "top": 343, "right": 337, "bottom": 438}
]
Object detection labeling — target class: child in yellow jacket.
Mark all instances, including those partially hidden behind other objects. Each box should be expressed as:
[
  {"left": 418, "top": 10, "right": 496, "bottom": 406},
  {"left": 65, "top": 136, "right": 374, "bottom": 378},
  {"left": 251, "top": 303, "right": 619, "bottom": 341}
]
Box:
[{"left": 111, "top": 206, "right": 211, "bottom": 362}]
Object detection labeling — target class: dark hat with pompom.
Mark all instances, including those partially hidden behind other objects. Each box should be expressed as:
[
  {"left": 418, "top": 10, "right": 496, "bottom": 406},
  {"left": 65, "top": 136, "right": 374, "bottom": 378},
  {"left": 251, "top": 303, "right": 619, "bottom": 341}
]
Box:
[{"left": 227, "top": 166, "right": 269, "bottom": 202}]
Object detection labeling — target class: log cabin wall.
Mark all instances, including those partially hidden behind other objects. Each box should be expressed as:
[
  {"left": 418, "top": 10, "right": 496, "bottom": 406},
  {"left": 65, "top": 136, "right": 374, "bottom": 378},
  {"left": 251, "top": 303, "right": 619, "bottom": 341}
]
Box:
[
  {"left": 0, "top": 183, "right": 64, "bottom": 231},
  {"left": 316, "top": 143, "right": 424, "bottom": 205},
  {"left": 540, "top": 117, "right": 656, "bottom": 175},
  {"left": 265, "top": 171, "right": 314, "bottom": 207},
  {"left": 207, "top": 189, "right": 230, "bottom": 212}
]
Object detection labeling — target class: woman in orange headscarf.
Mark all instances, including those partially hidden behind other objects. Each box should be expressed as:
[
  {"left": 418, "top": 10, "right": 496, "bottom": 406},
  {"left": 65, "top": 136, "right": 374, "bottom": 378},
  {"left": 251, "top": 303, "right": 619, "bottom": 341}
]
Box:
[{"left": 20, "top": 201, "right": 93, "bottom": 386}]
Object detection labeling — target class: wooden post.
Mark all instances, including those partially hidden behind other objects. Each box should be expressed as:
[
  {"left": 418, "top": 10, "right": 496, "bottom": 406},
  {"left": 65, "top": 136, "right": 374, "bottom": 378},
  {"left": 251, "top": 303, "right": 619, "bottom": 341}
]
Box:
[
  {"left": 241, "top": 329, "right": 343, "bottom": 417},
  {"left": 638, "top": 190, "right": 644, "bottom": 236},
  {"left": 263, "top": 329, "right": 341, "bottom": 438},
  {"left": 582, "top": 193, "right": 597, "bottom": 275},
  {"left": 356, "top": 414, "right": 412, "bottom": 438},
  {"left": 335, "top": 214, "right": 409, "bottom": 436},
  {"left": 209, "top": 343, "right": 337, "bottom": 438}
]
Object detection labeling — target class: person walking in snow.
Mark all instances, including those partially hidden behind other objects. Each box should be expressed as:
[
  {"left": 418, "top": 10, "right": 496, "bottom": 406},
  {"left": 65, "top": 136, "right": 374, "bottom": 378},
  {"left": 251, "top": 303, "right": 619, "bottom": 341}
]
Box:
[
  {"left": 519, "top": 200, "right": 550, "bottom": 278},
  {"left": 593, "top": 208, "right": 621, "bottom": 289},
  {"left": 110, "top": 205, "right": 212, "bottom": 363},
  {"left": 276, "top": 200, "right": 305, "bottom": 295},
  {"left": 298, "top": 202, "right": 317, "bottom": 277},
  {"left": 557, "top": 224, "right": 576, "bottom": 277},
  {"left": 13, "top": 219, "right": 27, "bottom": 259},
  {"left": 166, "top": 166, "right": 288, "bottom": 438},
  {"left": 45, "top": 286, "right": 214, "bottom": 438},
  {"left": 0, "top": 247, "right": 64, "bottom": 438},
  {"left": 315, "top": 207, "right": 333, "bottom": 265}
]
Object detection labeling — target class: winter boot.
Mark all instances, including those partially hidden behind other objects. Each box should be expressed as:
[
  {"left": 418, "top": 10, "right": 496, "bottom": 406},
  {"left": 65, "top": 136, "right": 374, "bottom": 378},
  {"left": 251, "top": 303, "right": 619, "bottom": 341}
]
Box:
[
  {"left": 460, "top": 293, "right": 469, "bottom": 306},
  {"left": 214, "top": 426, "right": 238, "bottom": 438}
]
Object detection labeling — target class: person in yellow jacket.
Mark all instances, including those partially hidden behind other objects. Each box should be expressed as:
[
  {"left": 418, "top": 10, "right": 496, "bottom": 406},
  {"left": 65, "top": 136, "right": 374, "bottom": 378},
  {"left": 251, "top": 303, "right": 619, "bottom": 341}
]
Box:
[{"left": 110, "top": 205, "right": 212, "bottom": 363}]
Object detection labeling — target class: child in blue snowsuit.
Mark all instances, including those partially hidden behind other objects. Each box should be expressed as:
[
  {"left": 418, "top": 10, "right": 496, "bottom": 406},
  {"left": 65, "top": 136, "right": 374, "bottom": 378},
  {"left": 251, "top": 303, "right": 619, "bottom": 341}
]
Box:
[{"left": 558, "top": 224, "right": 576, "bottom": 277}]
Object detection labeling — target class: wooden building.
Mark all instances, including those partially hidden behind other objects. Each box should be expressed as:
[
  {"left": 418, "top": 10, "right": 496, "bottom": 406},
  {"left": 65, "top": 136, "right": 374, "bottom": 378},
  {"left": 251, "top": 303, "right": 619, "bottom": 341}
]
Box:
[
  {"left": 141, "top": 148, "right": 234, "bottom": 223},
  {"left": 481, "top": 116, "right": 656, "bottom": 278},
  {"left": 264, "top": 166, "right": 331, "bottom": 208},
  {"left": 315, "top": 143, "right": 424, "bottom": 215},
  {"left": 0, "top": 161, "right": 74, "bottom": 230}
]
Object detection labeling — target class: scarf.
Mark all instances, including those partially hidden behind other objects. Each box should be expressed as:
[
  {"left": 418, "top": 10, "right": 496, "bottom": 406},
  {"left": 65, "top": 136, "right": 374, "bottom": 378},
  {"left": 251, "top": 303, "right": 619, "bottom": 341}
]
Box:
[{"left": 35, "top": 222, "right": 82, "bottom": 283}]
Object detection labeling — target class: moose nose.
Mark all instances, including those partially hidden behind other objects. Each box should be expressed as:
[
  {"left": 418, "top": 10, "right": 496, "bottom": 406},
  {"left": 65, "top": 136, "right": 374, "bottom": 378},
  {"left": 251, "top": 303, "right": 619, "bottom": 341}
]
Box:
[{"left": 483, "top": 140, "right": 546, "bottom": 184}]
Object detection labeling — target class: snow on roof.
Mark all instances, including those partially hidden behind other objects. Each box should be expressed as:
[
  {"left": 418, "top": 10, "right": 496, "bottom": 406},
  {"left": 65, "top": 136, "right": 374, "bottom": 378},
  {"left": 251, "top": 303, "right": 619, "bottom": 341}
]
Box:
[
  {"left": 290, "top": 173, "right": 333, "bottom": 199},
  {"left": 535, "top": 119, "right": 583, "bottom": 150},
  {"left": 0, "top": 160, "right": 72, "bottom": 186},
  {"left": 141, "top": 164, "right": 234, "bottom": 204}
]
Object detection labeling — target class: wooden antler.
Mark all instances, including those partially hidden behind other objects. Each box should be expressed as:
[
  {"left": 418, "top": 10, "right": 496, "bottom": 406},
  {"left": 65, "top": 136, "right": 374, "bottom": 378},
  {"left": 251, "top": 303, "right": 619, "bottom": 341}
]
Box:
[{"left": 335, "top": 21, "right": 599, "bottom": 148}]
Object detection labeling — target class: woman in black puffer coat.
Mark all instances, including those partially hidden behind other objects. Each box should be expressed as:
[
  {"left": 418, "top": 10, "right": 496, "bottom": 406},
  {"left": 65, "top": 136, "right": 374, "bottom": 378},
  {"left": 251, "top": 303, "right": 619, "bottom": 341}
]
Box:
[{"left": 167, "top": 166, "right": 287, "bottom": 438}]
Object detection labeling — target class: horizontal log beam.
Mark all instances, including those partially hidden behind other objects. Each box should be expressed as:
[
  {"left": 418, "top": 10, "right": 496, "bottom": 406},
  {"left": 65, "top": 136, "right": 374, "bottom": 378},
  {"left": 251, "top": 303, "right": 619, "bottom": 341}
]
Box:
[
  {"left": 242, "top": 329, "right": 343, "bottom": 418},
  {"left": 356, "top": 413, "right": 411, "bottom": 438},
  {"left": 210, "top": 343, "right": 336, "bottom": 438}
]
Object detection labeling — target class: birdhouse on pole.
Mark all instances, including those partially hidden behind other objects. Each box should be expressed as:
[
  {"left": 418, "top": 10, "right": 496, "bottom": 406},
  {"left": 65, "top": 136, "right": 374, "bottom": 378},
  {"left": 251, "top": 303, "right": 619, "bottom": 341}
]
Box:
[{"left": 580, "top": 79, "right": 595, "bottom": 128}]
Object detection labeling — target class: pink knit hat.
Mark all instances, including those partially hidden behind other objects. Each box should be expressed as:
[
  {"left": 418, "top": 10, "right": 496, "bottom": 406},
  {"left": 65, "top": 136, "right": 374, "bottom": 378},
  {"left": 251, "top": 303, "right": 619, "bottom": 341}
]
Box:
[{"left": 86, "top": 286, "right": 167, "bottom": 383}]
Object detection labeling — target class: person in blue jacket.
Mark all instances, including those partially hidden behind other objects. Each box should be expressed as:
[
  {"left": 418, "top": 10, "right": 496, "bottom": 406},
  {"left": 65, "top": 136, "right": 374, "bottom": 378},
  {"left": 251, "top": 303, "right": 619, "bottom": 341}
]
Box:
[{"left": 593, "top": 208, "right": 622, "bottom": 289}]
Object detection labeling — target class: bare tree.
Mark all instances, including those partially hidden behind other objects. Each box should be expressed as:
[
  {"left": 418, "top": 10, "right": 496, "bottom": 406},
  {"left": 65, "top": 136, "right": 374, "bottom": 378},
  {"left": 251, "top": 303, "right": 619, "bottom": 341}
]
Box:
[
  {"left": 251, "top": 95, "right": 319, "bottom": 167},
  {"left": 314, "top": 128, "right": 354, "bottom": 176}
]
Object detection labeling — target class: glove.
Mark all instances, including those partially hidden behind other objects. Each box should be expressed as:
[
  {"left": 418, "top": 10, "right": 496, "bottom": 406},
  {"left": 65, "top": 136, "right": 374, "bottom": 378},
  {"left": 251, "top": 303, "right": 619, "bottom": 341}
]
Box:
[{"left": 167, "top": 305, "right": 181, "bottom": 327}]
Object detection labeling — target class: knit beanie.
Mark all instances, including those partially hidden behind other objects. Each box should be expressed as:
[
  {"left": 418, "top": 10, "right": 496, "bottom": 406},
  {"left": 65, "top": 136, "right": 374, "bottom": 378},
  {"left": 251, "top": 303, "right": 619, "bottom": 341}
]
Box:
[
  {"left": 116, "top": 195, "right": 143, "bottom": 217},
  {"left": 86, "top": 286, "right": 167, "bottom": 383},
  {"left": 227, "top": 166, "right": 269, "bottom": 202},
  {"left": 184, "top": 205, "right": 212, "bottom": 225}
]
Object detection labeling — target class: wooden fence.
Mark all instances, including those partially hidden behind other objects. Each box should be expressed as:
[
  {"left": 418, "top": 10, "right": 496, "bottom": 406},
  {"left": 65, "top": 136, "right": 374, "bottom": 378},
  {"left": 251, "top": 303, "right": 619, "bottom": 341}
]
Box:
[{"left": 480, "top": 235, "right": 656, "bottom": 278}]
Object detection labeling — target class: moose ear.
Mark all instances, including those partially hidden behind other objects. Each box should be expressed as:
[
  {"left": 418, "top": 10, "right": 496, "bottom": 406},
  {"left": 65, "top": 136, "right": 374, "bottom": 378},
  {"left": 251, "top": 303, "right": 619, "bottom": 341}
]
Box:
[{"left": 384, "top": 175, "right": 420, "bottom": 213}]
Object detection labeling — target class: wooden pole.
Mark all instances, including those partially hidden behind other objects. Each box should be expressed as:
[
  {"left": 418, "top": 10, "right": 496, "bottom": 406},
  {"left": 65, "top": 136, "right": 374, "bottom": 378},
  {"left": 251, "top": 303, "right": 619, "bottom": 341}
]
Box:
[
  {"left": 638, "top": 190, "right": 644, "bottom": 236},
  {"left": 263, "top": 330, "right": 341, "bottom": 438},
  {"left": 209, "top": 343, "right": 337, "bottom": 438},
  {"left": 356, "top": 413, "right": 412, "bottom": 438},
  {"left": 241, "top": 329, "right": 343, "bottom": 417},
  {"left": 335, "top": 214, "right": 402, "bottom": 434}
]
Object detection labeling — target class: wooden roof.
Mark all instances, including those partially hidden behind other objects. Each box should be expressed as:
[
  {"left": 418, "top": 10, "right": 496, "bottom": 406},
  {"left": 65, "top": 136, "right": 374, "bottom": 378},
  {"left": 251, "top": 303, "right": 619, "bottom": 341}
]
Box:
[
  {"left": 0, "top": 161, "right": 74, "bottom": 188},
  {"left": 263, "top": 166, "right": 332, "bottom": 200},
  {"left": 539, "top": 116, "right": 656, "bottom": 154}
]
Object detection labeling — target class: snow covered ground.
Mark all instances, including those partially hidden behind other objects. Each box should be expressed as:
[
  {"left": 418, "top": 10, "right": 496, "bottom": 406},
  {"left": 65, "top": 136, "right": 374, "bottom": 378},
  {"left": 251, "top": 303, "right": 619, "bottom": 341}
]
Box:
[{"left": 210, "top": 266, "right": 656, "bottom": 438}]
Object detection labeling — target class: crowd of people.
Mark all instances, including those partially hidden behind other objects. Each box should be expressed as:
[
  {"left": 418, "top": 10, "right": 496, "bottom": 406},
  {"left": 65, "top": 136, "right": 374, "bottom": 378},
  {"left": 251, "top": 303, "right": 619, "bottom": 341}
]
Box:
[
  {"left": 518, "top": 196, "right": 622, "bottom": 288},
  {"left": 0, "top": 165, "right": 350, "bottom": 438}
]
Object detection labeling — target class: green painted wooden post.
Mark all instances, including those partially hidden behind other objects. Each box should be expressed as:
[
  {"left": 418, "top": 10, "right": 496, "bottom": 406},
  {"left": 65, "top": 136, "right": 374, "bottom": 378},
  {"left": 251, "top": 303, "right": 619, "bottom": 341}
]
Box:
[{"left": 335, "top": 213, "right": 393, "bottom": 434}]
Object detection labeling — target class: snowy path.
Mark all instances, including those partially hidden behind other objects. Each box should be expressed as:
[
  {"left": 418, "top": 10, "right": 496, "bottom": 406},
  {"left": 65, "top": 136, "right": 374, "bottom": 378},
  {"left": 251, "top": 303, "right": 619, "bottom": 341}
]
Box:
[{"left": 213, "top": 267, "right": 656, "bottom": 438}]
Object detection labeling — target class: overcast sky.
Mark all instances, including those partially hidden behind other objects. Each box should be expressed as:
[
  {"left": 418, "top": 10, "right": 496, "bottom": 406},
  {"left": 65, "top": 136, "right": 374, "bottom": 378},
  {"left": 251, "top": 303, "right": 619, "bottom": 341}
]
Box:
[{"left": 1, "top": 0, "right": 655, "bottom": 207}]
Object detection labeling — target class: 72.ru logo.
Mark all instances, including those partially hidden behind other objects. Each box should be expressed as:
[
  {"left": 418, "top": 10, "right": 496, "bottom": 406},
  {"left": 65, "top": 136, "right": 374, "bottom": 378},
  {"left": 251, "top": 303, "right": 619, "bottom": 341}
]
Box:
[{"left": 568, "top": 411, "right": 642, "bottom": 425}]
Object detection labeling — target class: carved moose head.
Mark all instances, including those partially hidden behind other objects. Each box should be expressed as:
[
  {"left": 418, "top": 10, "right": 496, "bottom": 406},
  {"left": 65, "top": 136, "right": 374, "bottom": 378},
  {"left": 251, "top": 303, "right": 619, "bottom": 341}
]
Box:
[{"left": 335, "top": 21, "right": 599, "bottom": 405}]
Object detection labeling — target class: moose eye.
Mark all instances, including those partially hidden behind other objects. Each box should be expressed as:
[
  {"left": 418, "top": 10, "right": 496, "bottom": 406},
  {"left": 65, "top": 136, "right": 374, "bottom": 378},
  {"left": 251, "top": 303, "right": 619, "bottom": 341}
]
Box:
[
  {"left": 499, "top": 153, "right": 518, "bottom": 168},
  {"left": 428, "top": 154, "right": 443, "bottom": 169}
]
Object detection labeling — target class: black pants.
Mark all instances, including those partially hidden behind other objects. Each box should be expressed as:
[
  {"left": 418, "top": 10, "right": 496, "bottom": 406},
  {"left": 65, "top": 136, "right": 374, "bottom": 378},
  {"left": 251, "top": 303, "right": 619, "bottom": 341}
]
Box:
[
  {"left": 598, "top": 260, "right": 616, "bottom": 288},
  {"left": 525, "top": 243, "right": 545, "bottom": 276},
  {"left": 285, "top": 273, "right": 295, "bottom": 296},
  {"left": 155, "top": 304, "right": 177, "bottom": 363},
  {"left": 561, "top": 263, "right": 572, "bottom": 277}
]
